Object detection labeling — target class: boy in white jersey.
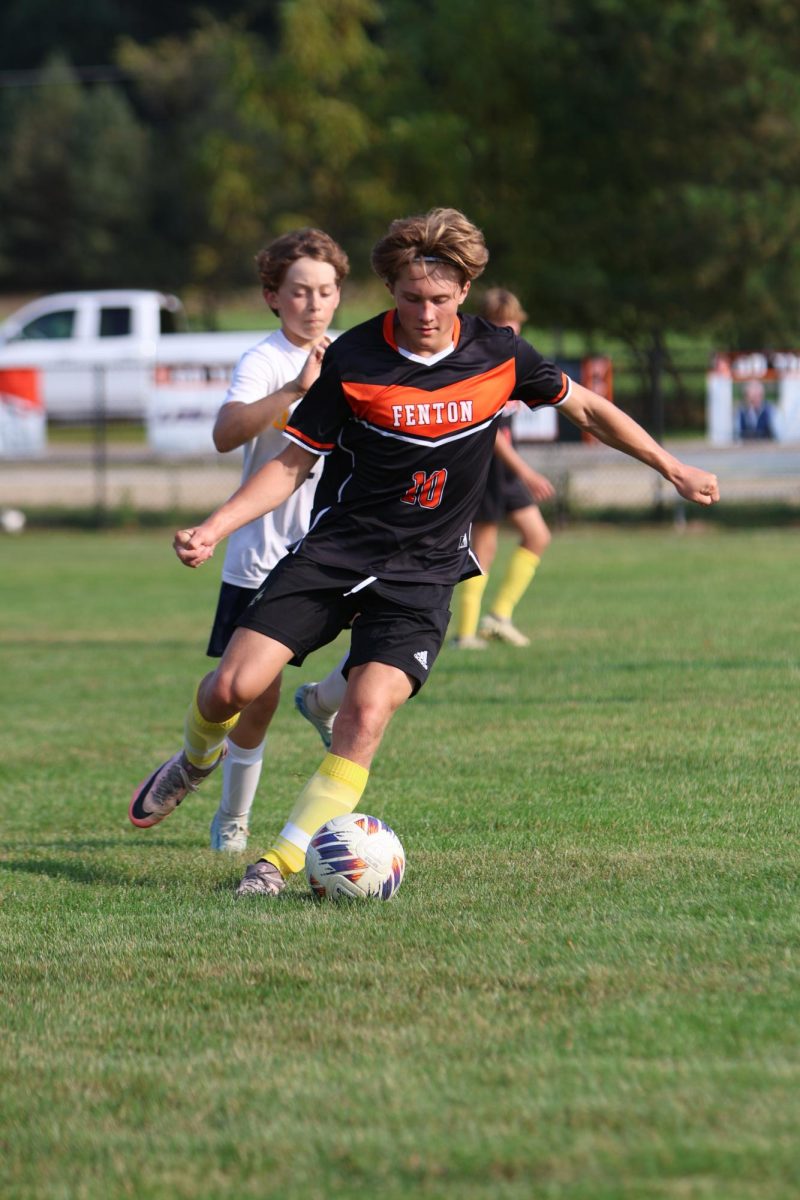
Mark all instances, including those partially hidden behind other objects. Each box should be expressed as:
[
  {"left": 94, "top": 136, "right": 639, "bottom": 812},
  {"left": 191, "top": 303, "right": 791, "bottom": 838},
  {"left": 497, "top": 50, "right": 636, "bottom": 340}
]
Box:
[{"left": 202, "top": 228, "right": 349, "bottom": 851}]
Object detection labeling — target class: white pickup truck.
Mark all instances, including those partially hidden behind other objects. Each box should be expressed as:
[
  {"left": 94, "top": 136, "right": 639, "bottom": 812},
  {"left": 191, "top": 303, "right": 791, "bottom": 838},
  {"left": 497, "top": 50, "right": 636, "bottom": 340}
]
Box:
[{"left": 0, "top": 289, "right": 265, "bottom": 421}]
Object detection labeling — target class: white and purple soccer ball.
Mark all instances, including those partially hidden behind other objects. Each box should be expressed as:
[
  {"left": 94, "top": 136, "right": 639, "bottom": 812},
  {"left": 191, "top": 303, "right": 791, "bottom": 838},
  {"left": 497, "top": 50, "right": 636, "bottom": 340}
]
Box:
[{"left": 305, "top": 813, "right": 405, "bottom": 901}]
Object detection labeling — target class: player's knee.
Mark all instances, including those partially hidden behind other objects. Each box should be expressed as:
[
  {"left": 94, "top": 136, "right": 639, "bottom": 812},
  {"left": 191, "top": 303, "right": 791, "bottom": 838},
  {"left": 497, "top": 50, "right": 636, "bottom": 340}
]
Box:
[
  {"left": 211, "top": 670, "right": 260, "bottom": 713},
  {"left": 523, "top": 525, "right": 551, "bottom": 555},
  {"left": 338, "top": 694, "right": 395, "bottom": 744},
  {"left": 536, "top": 526, "right": 552, "bottom": 553}
]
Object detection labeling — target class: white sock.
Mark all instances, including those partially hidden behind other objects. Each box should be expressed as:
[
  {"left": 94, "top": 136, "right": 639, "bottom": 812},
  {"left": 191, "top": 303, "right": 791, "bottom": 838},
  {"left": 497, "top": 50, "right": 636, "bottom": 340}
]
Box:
[
  {"left": 313, "top": 654, "right": 348, "bottom": 716},
  {"left": 219, "top": 738, "right": 265, "bottom": 820}
]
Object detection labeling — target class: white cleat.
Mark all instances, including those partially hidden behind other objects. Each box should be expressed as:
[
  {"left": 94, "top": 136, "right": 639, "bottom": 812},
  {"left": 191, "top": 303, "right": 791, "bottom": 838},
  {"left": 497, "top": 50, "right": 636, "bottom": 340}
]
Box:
[
  {"left": 210, "top": 809, "right": 250, "bottom": 853},
  {"left": 451, "top": 635, "right": 488, "bottom": 651},
  {"left": 294, "top": 682, "right": 335, "bottom": 749},
  {"left": 236, "top": 861, "right": 286, "bottom": 897},
  {"left": 479, "top": 613, "right": 531, "bottom": 648}
]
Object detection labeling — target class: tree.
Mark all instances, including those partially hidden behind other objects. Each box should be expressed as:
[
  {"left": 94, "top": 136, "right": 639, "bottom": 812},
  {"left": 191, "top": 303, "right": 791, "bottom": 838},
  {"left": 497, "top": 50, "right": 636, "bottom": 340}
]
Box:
[
  {"left": 370, "top": 0, "right": 800, "bottom": 426},
  {"left": 118, "top": 3, "right": 389, "bottom": 307},
  {"left": 261, "top": 0, "right": 390, "bottom": 264},
  {"left": 0, "top": 55, "right": 150, "bottom": 289},
  {"left": 117, "top": 17, "right": 282, "bottom": 307}
]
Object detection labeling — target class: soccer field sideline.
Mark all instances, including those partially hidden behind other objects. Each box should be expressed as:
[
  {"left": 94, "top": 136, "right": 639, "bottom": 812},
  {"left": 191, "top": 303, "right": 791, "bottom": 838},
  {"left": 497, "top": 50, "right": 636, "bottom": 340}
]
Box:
[{"left": 2, "top": 526, "right": 799, "bottom": 1200}]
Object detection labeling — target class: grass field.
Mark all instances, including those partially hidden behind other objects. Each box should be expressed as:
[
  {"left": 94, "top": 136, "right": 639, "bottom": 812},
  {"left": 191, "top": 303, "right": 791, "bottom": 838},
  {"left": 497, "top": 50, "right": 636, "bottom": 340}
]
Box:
[{"left": 2, "top": 525, "right": 799, "bottom": 1199}]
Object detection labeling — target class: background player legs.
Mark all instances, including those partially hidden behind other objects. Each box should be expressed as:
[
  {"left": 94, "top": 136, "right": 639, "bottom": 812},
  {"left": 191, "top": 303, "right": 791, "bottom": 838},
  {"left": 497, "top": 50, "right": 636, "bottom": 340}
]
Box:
[
  {"left": 294, "top": 651, "right": 349, "bottom": 747},
  {"left": 453, "top": 522, "right": 497, "bottom": 648},
  {"left": 210, "top": 676, "right": 281, "bottom": 852},
  {"left": 480, "top": 504, "right": 551, "bottom": 646}
]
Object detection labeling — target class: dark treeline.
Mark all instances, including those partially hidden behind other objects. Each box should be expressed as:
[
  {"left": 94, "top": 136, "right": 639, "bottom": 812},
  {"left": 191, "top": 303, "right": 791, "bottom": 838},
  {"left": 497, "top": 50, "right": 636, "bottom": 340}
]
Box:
[{"left": 2, "top": 0, "right": 800, "bottom": 366}]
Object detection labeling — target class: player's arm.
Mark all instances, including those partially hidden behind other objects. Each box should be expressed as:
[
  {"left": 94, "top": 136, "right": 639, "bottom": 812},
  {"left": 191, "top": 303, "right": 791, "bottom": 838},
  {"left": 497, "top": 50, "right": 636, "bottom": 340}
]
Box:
[
  {"left": 492, "top": 431, "right": 555, "bottom": 503},
  {"left": 174, "top": 442, "right": 318, "bottom": 567},
  {"left": 213, "top": 337, "right": 331, "bottom": 452},
  {"left": 559, "top": 382, "right": 720, "bottom": 505}
]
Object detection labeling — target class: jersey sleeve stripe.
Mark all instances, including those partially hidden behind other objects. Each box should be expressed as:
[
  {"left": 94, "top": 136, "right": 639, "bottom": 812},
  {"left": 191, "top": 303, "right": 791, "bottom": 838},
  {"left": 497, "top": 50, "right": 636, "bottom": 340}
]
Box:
[
  {"left": 283, "top": 425, "right": 334, "bottom": 455},
  {"left": 553, "top": 372, "right": 572, "bottom": 405}
]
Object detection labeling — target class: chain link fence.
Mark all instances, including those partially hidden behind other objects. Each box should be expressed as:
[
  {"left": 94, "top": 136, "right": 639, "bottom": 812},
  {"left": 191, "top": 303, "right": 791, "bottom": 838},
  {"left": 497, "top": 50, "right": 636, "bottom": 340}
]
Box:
[{"left": 1, "top": 363, "right": 799, "bottom": 524}]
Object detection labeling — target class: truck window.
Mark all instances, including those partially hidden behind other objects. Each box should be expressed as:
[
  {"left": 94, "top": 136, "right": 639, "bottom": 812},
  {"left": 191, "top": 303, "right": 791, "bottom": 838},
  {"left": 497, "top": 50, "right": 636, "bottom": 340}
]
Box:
[
  {"left": 160, "top": 307, "right": 182, "bottom": 335},
  {"left": 13, "top": 309, "right": 75, "bottom": 340},
  {"left": 99, "top": 307, "right": 132, "bottom": 337}
]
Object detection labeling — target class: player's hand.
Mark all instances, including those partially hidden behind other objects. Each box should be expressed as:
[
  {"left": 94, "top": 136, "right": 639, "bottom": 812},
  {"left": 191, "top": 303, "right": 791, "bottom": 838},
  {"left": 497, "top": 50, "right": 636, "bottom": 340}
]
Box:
[
  {"left": 527, "top": 470, "right": 556, "bottom": 503},
  {"left": 672, "top": 466, "right": 720, "bottom": 506},
  {"left": 296, "top": 336, "right": 332, "bottom": 395},
  {"left": 173, "top": 527, "right": 216, "bottom": 568},
  {"left": 518, "top": 465, "right": 556, "bottom": 503}
]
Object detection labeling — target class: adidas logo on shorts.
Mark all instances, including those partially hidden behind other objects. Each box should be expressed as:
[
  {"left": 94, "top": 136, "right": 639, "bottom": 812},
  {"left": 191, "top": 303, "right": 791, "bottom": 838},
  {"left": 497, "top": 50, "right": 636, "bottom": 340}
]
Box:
[{"left": 413, "top": 650, "right": 429, "bottom": 671}]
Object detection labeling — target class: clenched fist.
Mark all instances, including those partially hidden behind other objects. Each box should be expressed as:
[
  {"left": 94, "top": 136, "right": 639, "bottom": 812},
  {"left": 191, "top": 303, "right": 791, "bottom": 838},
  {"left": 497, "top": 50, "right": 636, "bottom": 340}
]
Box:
[{"left": 173, "top": 527, "right": 216, "bottom": 568}]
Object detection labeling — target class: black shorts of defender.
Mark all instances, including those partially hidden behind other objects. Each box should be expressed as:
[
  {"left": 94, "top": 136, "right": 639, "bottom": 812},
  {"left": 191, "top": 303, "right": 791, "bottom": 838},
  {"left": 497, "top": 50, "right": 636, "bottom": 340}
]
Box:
[
  {"left": 236, "top": 551, "right": 454, "bottom": 695},
  {"left": 207, "top": 581, "right": 261, "bottom": 657},
  {"left": 474, "top": 457, "right": 535, "bottom": 524}
]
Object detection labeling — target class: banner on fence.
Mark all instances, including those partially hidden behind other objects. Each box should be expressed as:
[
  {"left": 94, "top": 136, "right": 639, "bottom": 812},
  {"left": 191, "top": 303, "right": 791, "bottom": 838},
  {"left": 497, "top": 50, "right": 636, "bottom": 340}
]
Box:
[
  {"left": 0, "top": 368, "right": 46, "bottom": 458},
  {"left": 146, "top": 363, "right": 230, "bottom": 455},
  {"left": 513, "top": 355, "right": 613, "bottom": 443},
  {"left": 707, "top": 352, "right": 800, "bottom": 445}
]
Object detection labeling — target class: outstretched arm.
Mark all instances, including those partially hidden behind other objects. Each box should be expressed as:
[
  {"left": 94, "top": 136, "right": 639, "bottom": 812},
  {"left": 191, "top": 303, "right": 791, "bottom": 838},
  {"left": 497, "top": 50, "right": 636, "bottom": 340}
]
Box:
[
  {"left": 559, "top": 383, "right": 719, "bottom": 505},
  {"left": 174, "top": 441, "right": 318, "bottom": 567}
]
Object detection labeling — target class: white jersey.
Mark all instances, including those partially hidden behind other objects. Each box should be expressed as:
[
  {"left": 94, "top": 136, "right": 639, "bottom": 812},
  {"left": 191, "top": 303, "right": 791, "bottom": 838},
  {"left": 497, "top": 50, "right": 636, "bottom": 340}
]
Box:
[{"left": 220, "top": 328, "right": 328, "bottom": 588}]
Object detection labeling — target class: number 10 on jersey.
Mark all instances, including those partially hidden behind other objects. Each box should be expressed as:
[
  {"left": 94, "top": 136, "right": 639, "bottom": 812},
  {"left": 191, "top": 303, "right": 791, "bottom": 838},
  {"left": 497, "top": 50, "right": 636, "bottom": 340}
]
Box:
[{"left": 400, "top": 468, "right": 448, "bottom": 509}]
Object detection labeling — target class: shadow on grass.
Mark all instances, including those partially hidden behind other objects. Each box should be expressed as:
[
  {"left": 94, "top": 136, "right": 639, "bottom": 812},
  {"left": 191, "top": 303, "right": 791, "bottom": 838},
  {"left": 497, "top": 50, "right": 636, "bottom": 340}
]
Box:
[
  {"left": 3, "top": 854, "right": 318, "bottom": 906},
  {"left": 2, "top": 855, "right": 179, "bottom": 888}
]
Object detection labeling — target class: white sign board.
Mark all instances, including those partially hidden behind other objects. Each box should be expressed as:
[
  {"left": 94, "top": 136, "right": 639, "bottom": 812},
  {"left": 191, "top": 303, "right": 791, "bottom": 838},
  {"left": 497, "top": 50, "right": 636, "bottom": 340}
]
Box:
[{"left": 146, "top": 363, "right": 230, "bottom": 456}]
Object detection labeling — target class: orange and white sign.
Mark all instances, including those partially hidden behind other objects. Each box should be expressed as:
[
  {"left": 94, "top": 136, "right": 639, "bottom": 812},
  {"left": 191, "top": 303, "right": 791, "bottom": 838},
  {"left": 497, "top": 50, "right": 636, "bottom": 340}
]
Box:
[{"left": 0, "top": 367, "right": 46, "bottom": 457}]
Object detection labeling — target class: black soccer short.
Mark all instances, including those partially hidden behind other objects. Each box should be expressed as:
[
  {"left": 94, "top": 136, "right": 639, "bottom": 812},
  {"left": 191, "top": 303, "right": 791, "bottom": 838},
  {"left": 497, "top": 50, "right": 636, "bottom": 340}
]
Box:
[
  {"left": 474, "top": 457, "right": 535, "bottom": 524},
  {"left": 236, "top": 551, "right": 453, "bottom": 694},
  {"left": 206, "top": 581, "right": 260, "bottom": 657}
]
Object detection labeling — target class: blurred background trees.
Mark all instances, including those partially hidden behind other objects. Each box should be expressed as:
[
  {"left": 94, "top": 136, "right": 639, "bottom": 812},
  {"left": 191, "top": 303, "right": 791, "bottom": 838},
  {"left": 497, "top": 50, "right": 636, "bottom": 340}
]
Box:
[{"left": 1, "top": 0, "right": 799, "bottom": 358}]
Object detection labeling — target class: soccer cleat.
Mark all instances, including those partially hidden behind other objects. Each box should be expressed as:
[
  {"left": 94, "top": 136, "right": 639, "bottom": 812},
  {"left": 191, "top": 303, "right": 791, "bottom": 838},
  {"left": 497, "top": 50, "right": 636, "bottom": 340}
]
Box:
[
  {"left": 479, "top": 613, "right": 531, "bottom": 647},
  {"left": 236, "top": 860, "right": 286, "bottom": 897},
  {"left": 294, "top": 682, "right": 335, "bottom": 749},
  {"left": 128, "top": 748, "right": 226, "bottom": 829},
  {"left": 209, "top": 809, "right": 250, "bottom": 853},
  {"left": 451, "top": 635, "right": 488, "bottom": 651}
]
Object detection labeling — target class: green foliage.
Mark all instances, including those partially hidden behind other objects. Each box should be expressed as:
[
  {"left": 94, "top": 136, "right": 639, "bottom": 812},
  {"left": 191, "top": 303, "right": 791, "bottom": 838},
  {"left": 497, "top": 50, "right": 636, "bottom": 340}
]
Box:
[
  {"left": 117, "top": 18, "right": 281, "bottom": 301},
  {"left": 2, "top": 1, "right": 800, "bottom": 358},
  {"left": 0, "top": 56, "right": 150, "bottom": 288}
]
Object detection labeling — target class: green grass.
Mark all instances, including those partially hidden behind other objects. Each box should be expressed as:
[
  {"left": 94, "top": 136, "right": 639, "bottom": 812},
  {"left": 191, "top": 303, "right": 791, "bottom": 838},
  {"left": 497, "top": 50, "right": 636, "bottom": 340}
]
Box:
[{"left": 2, "top": 527, "right": 799, "bottom": 1199}]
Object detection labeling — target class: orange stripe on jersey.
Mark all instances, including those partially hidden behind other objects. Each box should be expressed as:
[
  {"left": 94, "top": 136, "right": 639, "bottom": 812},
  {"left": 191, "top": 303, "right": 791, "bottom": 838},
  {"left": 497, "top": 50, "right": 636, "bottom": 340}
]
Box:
[
  {"left": 554, "top": 371, "right": 570, "bottom": 402},
  {"left": 284, "top": 425, "right": 335, "bottom": 454},
  {"left": 382, "top": 310, "right": 397, "bottom": 350},
  {"left": 344, "top": 357, "right": 516, "bottom": 440}
]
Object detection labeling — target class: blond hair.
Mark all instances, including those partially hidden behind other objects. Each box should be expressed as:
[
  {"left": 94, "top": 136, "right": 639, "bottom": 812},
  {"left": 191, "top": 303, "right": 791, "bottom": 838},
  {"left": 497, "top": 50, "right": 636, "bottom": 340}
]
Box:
[
  {"left": 371, "top": 207, "right": 489, "bottom": 286},
  {"left": 479, "top": 288, "right": 528, "bottom": 327}
]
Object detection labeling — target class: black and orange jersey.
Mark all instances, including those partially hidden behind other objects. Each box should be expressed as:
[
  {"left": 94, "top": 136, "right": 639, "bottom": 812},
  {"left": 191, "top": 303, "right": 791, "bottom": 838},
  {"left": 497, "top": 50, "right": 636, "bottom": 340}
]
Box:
[{"left": 283, "top": 310, "right": 570, "bottom": 583}]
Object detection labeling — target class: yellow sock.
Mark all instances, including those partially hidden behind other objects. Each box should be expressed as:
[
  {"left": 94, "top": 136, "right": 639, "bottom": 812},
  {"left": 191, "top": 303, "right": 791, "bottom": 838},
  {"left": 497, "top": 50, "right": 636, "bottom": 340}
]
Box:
[
  {"left": 456, "top": 573, "right": 489, "bottom": 638},
  {"left": 183, "top": 689, "right": 239, "bottom": 769},
  {"left": 492, "top": 548, "right": 540, "bottom": 620},
  {"left": 263, "top": 753, "right": 369, "bottom": 877}
]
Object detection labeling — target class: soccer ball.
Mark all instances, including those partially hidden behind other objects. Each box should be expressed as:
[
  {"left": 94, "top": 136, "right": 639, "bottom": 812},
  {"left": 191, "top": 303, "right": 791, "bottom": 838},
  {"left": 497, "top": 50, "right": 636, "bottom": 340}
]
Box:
[
  {"left": 305, "top": 813, "right": 405, "bottom": 901},
  {"left": 0, "top": 508, "right": 26, "bottom": 534}
]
